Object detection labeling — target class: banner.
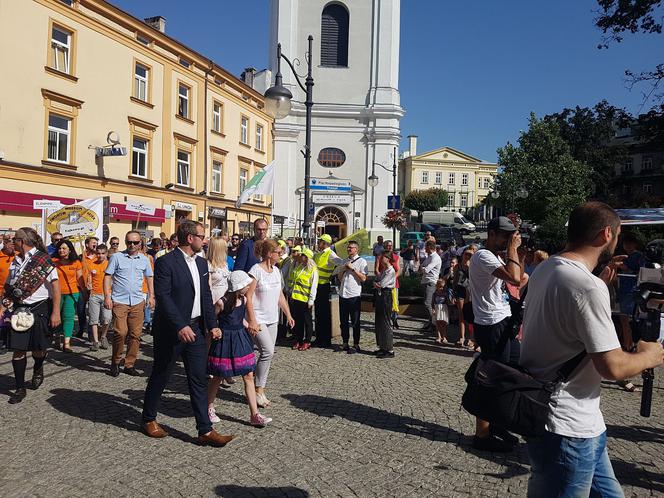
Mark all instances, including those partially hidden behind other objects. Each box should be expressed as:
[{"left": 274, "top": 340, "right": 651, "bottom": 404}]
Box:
[
  {"left": 236, "top": 160, "right": 276, "bottom": 208},
  {"left": 615, "top": 208, "right": 664, "bottom": 226},
  {"left": 331, "top": 229, "right": 371, "bottom": 258},
  {"left": 46, "top": 198, "right": 104, "bottom": 244}
]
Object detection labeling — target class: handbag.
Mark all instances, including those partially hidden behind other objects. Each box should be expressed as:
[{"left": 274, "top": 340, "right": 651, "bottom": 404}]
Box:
[{"left": 461, "top": 350, "right": 586, "bottom": 438}]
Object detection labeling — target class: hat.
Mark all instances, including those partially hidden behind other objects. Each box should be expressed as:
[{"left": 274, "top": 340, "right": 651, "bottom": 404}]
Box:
[
  {"left": 301, "top": 248, "right": 314, "bottom": 259},
  {"left": 277, "top": 239, "right": 286, "bottom": 248},
  {"left": 488, "top": 216, "right": 518, "bottom": 233},
  {"left": 292, "top": 245, "right": 302, "bottom": 252},
  {"left": 228, "top": 270, "right": 253, "bottom": 292},
  {"left": 319, "top": 234, "right": 332, "bottom": 244}
]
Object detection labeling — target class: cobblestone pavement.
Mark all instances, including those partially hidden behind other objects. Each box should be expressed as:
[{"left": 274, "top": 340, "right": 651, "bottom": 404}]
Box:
[{"left": 1, "top": 314, "right": 663, "bottom": 497}]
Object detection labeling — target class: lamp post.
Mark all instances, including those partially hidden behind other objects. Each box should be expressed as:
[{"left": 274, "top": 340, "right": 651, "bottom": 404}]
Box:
[
  {"left": 264, "top": 36, "right": 314, "bottom": 245},
  {"left": 368, "top": 146, "right": 398, "bottom": 244}
]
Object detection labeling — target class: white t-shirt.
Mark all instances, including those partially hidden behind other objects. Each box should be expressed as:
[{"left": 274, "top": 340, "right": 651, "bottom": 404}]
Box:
[
  {"left": 332, "top": 256, "right": 368, "bottom": 299},
  {"left": 469, "top": 249, "right": 511, "bottom": 326},
  {"left": 249, "top": 263, "right": 283, "bottom": 325},
  {"left": 8, "top": 248, "right": 59, "bottom": 304},
  {"left": 420, "top": 252, "right": 442, "bottom": 285},
  {"left": 520, "top": 256, "right": 621, "bottom": 438}
]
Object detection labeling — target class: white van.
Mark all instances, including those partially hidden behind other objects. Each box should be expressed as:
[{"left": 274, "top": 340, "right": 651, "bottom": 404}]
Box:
[{"left": 421, "top": 211, "right": 476, "bottom": 233}]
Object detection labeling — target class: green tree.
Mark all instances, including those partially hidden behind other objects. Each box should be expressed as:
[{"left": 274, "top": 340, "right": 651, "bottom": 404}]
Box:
[
  {"left": 496, "top": 114, "right": 591, "bottom": 243},
  {"left": 404, "top": 187, "right": 448, "bottom": 213}
]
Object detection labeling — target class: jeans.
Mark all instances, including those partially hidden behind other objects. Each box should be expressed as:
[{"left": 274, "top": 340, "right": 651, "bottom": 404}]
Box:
[
  {"left": 339, "top": 296, "right": 361, "bottom": 345},
  {"left": 76, "top": 292, "right": 88, "bottom": 336},
  {"left": 142, "top": 321, "right": 211, "bottom": 436},
  {"left": 527, "top": 431, "right": 624, "bottom": 498},
  {"left": 143, "top": 292, "right": 152, "bottom": 326}
]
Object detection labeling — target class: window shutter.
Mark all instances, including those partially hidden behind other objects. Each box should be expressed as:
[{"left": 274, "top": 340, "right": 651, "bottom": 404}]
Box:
[{"left": 321, "top": 5, "right": 349, "bottom": 67}]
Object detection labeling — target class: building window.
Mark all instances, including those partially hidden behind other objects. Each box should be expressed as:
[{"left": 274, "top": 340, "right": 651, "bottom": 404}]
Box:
[
  {"left": 178, "top": 83, "right": 190, "bottom": 118},
  {"left": 239, "top": 168, "right": 248, "bottom": 192},
  {"left": 212, "top": 102, "right": 222, "bottom": 133},
  {"left": 179, "top": 58, "right": 190, "bottom": 68},
  {"left": 211, "top": 160, "right": 222, "bottom": 193},
  {"left": 136, "top": 34, "right": 150, "bottom": 45},
  {"left": 421, "top": 171, "right": 429, "bottom": 184},
  {"left": 254, "top": 193, "right": 264, "bottom": 203},
  {"left": 317, "top": 148, "right": 346, "bottom": 168},
  {"left": 134, "top": 63, "right": 149, "bottom": 102},
  {"left": 240, "top": 116, "right": 249, "bottom": 144},
  {"left": 47, "top": 114, "right": 70, "bottom": 163},
  {"left": 51, "top": 25, "right": 72, "bottom": 74},
  {"left": 644, "top": 183, "right": 653, "bottom": 193},
  {"left": 321, "top": 3, "right": 349, "bottom": 67},
  {"left": 448, "top": 172, "right": 455, "bottom": 185},
  {"left": 623, "top": 158, "right": 633, "bottom": 173},
  {"left": 447, "top": 193, "right": 455, "bottom": 208},
  {"left": 131, "top": 138, "right": 148, "bottom": 178},
  {"left": 460, "top": 193, "right": 468, "bottom": 208},
  {"left": 623, "top": 184, "right": 632, "bottom": 195},
  {"left": 256, "top": 124, "right": 264, "bottom": 151},
  {"left": 435, "top": 172, "right": 442, "bottom": 185},
  {"left": 60, "top": 0, "right": 74, "bottom": 5},
  {"left": 642, "top": 156, "right": 653, "bottom": 171},
  {"left": 483, "top": 177, "right": 491, "bottom": 189},
  {"left": 177, "top": 150, "right": 190, "bottom": 186},
  {"left": 461, "top": 173, "right": 469, "bottom": 186}
]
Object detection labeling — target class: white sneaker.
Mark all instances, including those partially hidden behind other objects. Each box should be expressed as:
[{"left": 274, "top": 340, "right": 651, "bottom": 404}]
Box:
[
  {"left": 208, "top": 406, "right": 221, "bottom": 423},
  {"left": 256, "top": 393, "right": 271, "bottom": 408},
  {"left": 250, "top": 413, "right": 272, "bottom": 427}
]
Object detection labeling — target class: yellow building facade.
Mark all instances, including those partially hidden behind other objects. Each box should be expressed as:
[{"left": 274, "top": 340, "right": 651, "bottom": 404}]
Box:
[
  {"left": 399, "top": 139, "right": 498, "bottom": 216},
  {"left": 0, "top": 0, "right": 273, "bottom": 239}
]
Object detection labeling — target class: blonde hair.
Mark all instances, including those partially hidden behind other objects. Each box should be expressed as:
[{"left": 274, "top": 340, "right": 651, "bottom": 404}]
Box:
[
  {"left": 207, "top": 237, "right": 228, "bottom": 270},
  {"left": 533, "top": 250, "right": 549, "bottom": 265}
]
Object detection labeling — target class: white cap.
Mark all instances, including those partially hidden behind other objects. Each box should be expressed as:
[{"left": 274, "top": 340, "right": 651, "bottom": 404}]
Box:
[{"left": 228, "top": 270, "right": 253, "bottom": 292}]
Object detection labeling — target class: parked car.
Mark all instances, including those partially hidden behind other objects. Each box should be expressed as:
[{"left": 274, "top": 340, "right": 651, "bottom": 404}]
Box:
[
  {"left": 421, "top": 211, "right": 476, "bottom": 233},
  {"left": 434, "top": 227, "right": 465, "bottom": 246},
  {"left": 400, "top": 231, "right": 425, "bottom": 248}
]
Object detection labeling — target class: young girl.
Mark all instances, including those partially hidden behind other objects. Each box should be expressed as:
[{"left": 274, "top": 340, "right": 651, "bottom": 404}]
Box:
[
  {"left": 432, "top": 278, "right": 450, "bottom": 345},
  {"left": 207, "top": 271, "right": 271, "bottom": 427}
]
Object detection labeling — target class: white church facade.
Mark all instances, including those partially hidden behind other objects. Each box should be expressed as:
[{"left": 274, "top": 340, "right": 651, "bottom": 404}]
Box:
[{"left": 265, "top": 0, "right": 404, "bottom": 239}]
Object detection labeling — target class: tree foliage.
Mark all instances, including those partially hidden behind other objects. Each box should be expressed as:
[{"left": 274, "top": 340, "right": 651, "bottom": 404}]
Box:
[
  {"left": 404, "top": 187, "right": 448, "bottom": 213},
  {"left": 496, "top": 114, "right": 591, "bottom": 243}
]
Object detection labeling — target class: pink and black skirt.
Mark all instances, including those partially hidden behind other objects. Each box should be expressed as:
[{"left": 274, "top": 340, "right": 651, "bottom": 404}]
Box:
[{"left": 207, "top": 327, "right": 256, "bottom": 378}]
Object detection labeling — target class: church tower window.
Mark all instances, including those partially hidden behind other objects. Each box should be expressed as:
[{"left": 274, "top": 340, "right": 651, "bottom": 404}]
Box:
[{"left": 321, "top": 3, "right": 349, "bottom": 67}]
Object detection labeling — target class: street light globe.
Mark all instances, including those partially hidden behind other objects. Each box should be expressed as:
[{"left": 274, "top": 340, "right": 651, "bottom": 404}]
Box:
[
  {"left": 368, "top": 173, "right": 379, "bottom": 188},
  {"left": 264, "top": 84, "right": 293, "bottom": 119}
]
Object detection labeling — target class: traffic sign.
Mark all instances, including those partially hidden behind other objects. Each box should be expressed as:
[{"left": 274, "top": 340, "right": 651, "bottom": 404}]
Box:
[
  {"left": 309, "top": 177, "right": 351, "bottom": 192},
  {"left": 388, "top": 195, "right": 401, "bottom": 210}
]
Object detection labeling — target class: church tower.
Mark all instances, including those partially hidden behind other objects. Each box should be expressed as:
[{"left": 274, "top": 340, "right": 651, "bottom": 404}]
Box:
[{"left": 268, "top": 0, "right": 404, "bottom": 238}]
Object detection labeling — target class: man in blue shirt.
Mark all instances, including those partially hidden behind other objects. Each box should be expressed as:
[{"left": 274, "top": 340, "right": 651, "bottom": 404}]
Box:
[
  {"left": 104, "top": 230, "right": 154, "bottom": 377},
  {"left": 46, "top": 232, "right": 63, "bottom": 257},
  {"left": 234, "top": 218, "right": 269, "bottom": 272},
  {"left": 617, "top": 232, "right": 645, "bottom": 316}
]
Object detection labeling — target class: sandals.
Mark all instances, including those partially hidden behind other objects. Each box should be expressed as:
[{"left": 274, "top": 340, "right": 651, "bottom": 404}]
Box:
[{"left": 618, "top": 380, "right": 640, "bottom": 392}]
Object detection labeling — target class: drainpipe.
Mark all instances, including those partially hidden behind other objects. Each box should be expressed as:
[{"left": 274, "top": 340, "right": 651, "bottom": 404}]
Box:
[{"left": 203, "top": 61, "right": 213, "bottom": 233}]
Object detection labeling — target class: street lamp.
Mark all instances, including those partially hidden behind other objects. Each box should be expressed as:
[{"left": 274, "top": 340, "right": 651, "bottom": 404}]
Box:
[
  {"left": 368, "top": 147, "right": 398, "bottom": 244},
  {"left": 264, "top": 36, "right": 314, "bottom": 244}
]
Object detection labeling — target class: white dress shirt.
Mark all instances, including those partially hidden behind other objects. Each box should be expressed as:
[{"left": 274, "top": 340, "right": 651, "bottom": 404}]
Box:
[
  {"left": 179, "top": 248, "right": 201, "bottom": 319},
  {"left": 420, "top": 251, "right": 442, "bottom": 285},
  {"left": 376, "top": 266, "right": 396, "bottom": 289},
  {"left": 331, "top": 255, "right": 368, "bottom": 299}
]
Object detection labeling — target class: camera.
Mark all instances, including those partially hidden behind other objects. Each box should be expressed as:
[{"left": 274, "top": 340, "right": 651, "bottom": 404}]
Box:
[{"left": 632, "top": 239, "right": 664, "bottom": 417}]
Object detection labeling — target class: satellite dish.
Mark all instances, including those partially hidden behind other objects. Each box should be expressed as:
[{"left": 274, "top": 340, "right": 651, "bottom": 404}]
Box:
[{"left": 107, "top": 131, "right": 121, "bottom": 146}]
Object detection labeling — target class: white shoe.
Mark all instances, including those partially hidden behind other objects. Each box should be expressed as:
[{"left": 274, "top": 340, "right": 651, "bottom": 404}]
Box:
[
  {"left": 256, "top": 393, "right": 271, "bottom": 408},
  {"left": 250, "top": 413, "right": 272, "bottom": 427},
  {"left": 208, "top": 406, "right": 221, "bottom": 423}
]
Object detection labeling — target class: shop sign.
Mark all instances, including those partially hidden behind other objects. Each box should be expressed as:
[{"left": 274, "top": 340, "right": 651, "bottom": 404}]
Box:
[
  {"left": 174, "top": 202, "right": 193, "bottom": 212},
  {"left": 208, "top": 207, "right": 227, "bottom": 219},
  {"left": 313, "top": 194, "right": 351, "bottom": 205},
  {"left": 33, "top": 199, "right": 63, "bottom": 210}
]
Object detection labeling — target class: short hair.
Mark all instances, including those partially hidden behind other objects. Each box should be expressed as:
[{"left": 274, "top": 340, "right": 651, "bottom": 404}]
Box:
[
  {"left": 377, "top": 236, "right": 384, "bottom": 241},
  {"left": 125, "top": 230, "right": 141, "bottom": 241},
  {"left": 254, "top": 238, "right": 279, "bottom": 260},
  {"left": 567, "top": 202, "right": 621, "bottom": 246},
  {"left": 177, "top": 221, "right": 203, "bottom": 246},
  {"left": 84, "top": 236, "right": 99, "bottom": 245},
  {"left": 169, "top": 233, "right": 178, "bottom": 241},
  {"left": 425, "top": 240, "right": 436, "bottom": 251},
  {"left": 97, "top": 244, "right": 108, "bottom": 251},
  {"left": 109, "top": 236, "right": 119, "bottom": 242},
  {"left": 347, "top": 240, "right": 359, "bottom": 248},
  {"left": 151, "top": 237, "right": 161, "bottom": 246},
  {"left": 254, "top": 218, "right": 268, "bottom": 229},
  {"left": 52, "top": 232, "right": 63, "bottom": 237}
]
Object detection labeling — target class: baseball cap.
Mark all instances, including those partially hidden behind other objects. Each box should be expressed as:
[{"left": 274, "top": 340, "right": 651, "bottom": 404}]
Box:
[
  {"left": 292, "top": 245, "right": 302, "bottom": 252},
  {"left": 319, "top": 234, "right": 332, "bottom": 244},
  {"left": 487, "top": 216, "right": 518, "bottom": 233},
  {"left": 277, "top": 239, "right": 286, "bottom": 248},
  {"left": 301, "top": 248, "right": 314, "bottom": 259}
]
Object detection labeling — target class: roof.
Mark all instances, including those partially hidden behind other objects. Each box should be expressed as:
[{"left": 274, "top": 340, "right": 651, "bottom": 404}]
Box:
[{"left": 405, "top": 146, "right": 495, "bottom": 165}]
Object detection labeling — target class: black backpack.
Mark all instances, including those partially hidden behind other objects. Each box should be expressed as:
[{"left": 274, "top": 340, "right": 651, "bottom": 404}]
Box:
[{"left": 461, "top": 350, "right": 586, "bottom": 438}]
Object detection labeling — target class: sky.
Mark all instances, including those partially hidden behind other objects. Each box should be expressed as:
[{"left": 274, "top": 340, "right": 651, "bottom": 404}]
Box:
[{"left": 112, "top": 0, "right": 662, "bottom": 163}]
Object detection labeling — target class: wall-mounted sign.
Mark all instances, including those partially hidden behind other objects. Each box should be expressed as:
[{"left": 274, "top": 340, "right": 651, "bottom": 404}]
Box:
[
  {"left": 174, "top": 202, "right": 193, "bottom": 212},
  {"left": 313, "top": 194, "right": 351, "bottom": 205},
  {"left": 33, "top": 199, "right": 63, "bottom": 210},
  {"left": 95, "top": 146, "right": 127, "bottom": 157},
  {"left": 208, "top": 207, "right": 227, "bottom": 219},
  {"left": 309, "top": 177, "right": 351, "bottom": 192}
]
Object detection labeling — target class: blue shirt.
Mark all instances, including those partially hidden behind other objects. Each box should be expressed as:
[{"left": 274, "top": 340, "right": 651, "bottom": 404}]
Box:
[
  {"left": 227, "top": 255, "right": 235, "bottom": 271},
  {"left": 105, "top": 251, "right": 153, "bottom": 305}
]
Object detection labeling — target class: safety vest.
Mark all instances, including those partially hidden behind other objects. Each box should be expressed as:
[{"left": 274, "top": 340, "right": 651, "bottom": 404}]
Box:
[
  {"left": 314, "top": 248, "right": 334, "bottom": 285},
  {"left": 291, "top": 266, "right": 316, "bottom": 303}
]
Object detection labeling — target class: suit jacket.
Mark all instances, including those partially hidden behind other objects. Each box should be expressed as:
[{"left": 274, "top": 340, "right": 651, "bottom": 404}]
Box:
[
  {"left": 234, "top": 237, "right": 259, "bottom": 273},
  {"left": 153, "top": 248, "right": 217, "bottom": 338}
]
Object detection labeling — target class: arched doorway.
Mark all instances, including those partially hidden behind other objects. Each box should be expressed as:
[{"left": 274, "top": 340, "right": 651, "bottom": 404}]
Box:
[{"left": 315, "top": 206, "right": 347, "bottom": 241}]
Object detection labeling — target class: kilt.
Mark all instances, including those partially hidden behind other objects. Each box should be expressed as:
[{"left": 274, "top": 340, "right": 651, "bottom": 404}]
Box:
[{"left": 7, "top": 300, "right": 51, "bottom": 352}]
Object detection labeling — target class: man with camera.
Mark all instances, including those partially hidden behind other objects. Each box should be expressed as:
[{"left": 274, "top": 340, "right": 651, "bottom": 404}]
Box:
[{"left": 521, "top": 202, "right": 664, "bottom": 497}]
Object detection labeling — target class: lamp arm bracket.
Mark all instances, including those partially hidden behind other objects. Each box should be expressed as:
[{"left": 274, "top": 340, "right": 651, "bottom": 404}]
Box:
[
  {"left": 373, "top": 162, "right": 395, "bottom": 173},
  {"left": 280, "top": 53, "right": 307, "bottom": 93}
]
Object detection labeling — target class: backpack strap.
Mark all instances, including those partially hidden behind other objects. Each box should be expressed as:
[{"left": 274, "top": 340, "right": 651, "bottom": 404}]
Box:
[{"left": 555, "top": 351, "right": 587, "bottom": 382}]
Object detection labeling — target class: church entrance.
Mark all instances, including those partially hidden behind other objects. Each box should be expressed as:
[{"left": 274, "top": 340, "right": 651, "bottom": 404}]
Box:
[{"left": 315, "top": 206, "right": 347, "bottom": 241}]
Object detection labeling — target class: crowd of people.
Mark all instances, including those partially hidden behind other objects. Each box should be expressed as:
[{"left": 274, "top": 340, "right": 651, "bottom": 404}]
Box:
[{"left": 2, "top": 202, "right": 664, "bottom": 496}]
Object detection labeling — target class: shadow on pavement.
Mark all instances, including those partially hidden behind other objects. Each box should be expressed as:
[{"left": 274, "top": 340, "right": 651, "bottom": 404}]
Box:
[
  {"left": 607, "top": 424, "right": 664, "bottom": 444},
  {"left": 611, "top": 459, "right": 664, "bottom": 493},
  {"left": 214, "top": 485, "right": 309, "bottom": 497}
]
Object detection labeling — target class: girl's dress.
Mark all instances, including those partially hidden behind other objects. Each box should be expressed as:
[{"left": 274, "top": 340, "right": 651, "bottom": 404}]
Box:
[
  {"left": 207, "top": 298, "right": 255, "bottom": 378},
  {"left": 433, "top": 291, "right": 449, "bottom": 323}
]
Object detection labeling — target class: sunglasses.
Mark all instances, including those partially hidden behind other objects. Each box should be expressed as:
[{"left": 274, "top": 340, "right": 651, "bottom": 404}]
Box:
[
  {"left": 110, "top": 242, "right": 119, "bottom": 246},
  {"left": 126, "top": 240, "right": 141, "bottom": 245}
]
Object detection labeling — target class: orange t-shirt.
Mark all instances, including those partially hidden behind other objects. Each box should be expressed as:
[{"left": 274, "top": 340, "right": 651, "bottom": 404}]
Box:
[
  {"left": 0, "top": 253, "right": 15, "bottom": 297},
  {"left": 142, "top": 254, "right": 154, "bottom": 293},
  {"left": 87, "top": 259, "right": 108, "bottom": 295},
  {"left": 55, "top": 259, "right": 82, "bottom": 295}
]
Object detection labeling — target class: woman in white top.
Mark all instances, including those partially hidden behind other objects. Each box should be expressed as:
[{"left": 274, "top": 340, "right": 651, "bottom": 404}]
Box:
[
  {"left": 247, "top": 239, "right": 294, "bottom": 408},
  {"left": 207, "top": 237, "right": 231, "bottom": 308},
  {"left": 373, "top": 251, "right": 396, "bottom": 358}
]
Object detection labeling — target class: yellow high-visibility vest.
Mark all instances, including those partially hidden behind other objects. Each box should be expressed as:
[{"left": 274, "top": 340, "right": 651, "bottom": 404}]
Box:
[
  {"left": 291, "top": 266, "right": 316, "bottom": 303},
  {"left": 314, "top": 248, "right": 334, "bottom": 284}
]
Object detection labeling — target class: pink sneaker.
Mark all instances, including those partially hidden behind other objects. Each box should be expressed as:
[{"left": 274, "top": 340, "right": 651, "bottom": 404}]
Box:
[
  {"left": 208, "top": 406, "right": 221, "bottom": 423},
  {"left": 250, "top": 413, "right": 272, "bottom": 427}
]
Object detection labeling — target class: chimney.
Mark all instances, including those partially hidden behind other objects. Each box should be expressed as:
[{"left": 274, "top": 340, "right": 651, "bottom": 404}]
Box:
[
  {"left": 144, "top": 16, "right": 166, "bottom": 33},
  {"left": 241, "top": 67, "right": 257, "bottom": 88},
  {"left": 408, "top": 135, "right": 417, "bottom": 157}
]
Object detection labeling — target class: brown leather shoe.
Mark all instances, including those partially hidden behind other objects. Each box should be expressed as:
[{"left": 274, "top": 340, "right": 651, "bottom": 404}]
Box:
[
  {"left": 142, "top": 421, "right": 168, "bottom": 438},
  {"left": 197, "top": 430, "right": 235, "bottom": 447}
]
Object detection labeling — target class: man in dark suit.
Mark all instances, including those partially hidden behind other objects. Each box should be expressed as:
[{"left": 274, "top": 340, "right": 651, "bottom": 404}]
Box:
[
  {"left": 141, "top": 220, "right": 234, "bottom": 447},
  {"left": 234, "top": 218, "right": 269, "bottom": 272}
]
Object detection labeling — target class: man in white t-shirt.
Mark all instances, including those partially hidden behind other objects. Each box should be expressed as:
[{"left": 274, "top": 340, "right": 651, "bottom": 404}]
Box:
[
  {"left": 468, "top": 216, "right": 522, "bottom": 452},
  {"left": 521, "top": 202, "right": 664, "bottom": 497},
  {"left": 331, "top": 240, "right": 368, "bottom": 353},
  {"left": 419, "top": 240, "right": 442, "bottom": 332}
]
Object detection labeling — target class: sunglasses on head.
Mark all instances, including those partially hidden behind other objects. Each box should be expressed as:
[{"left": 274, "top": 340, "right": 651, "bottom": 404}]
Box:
[{"left": 126, "top": 240, "right": 141, "bottom": 245}]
